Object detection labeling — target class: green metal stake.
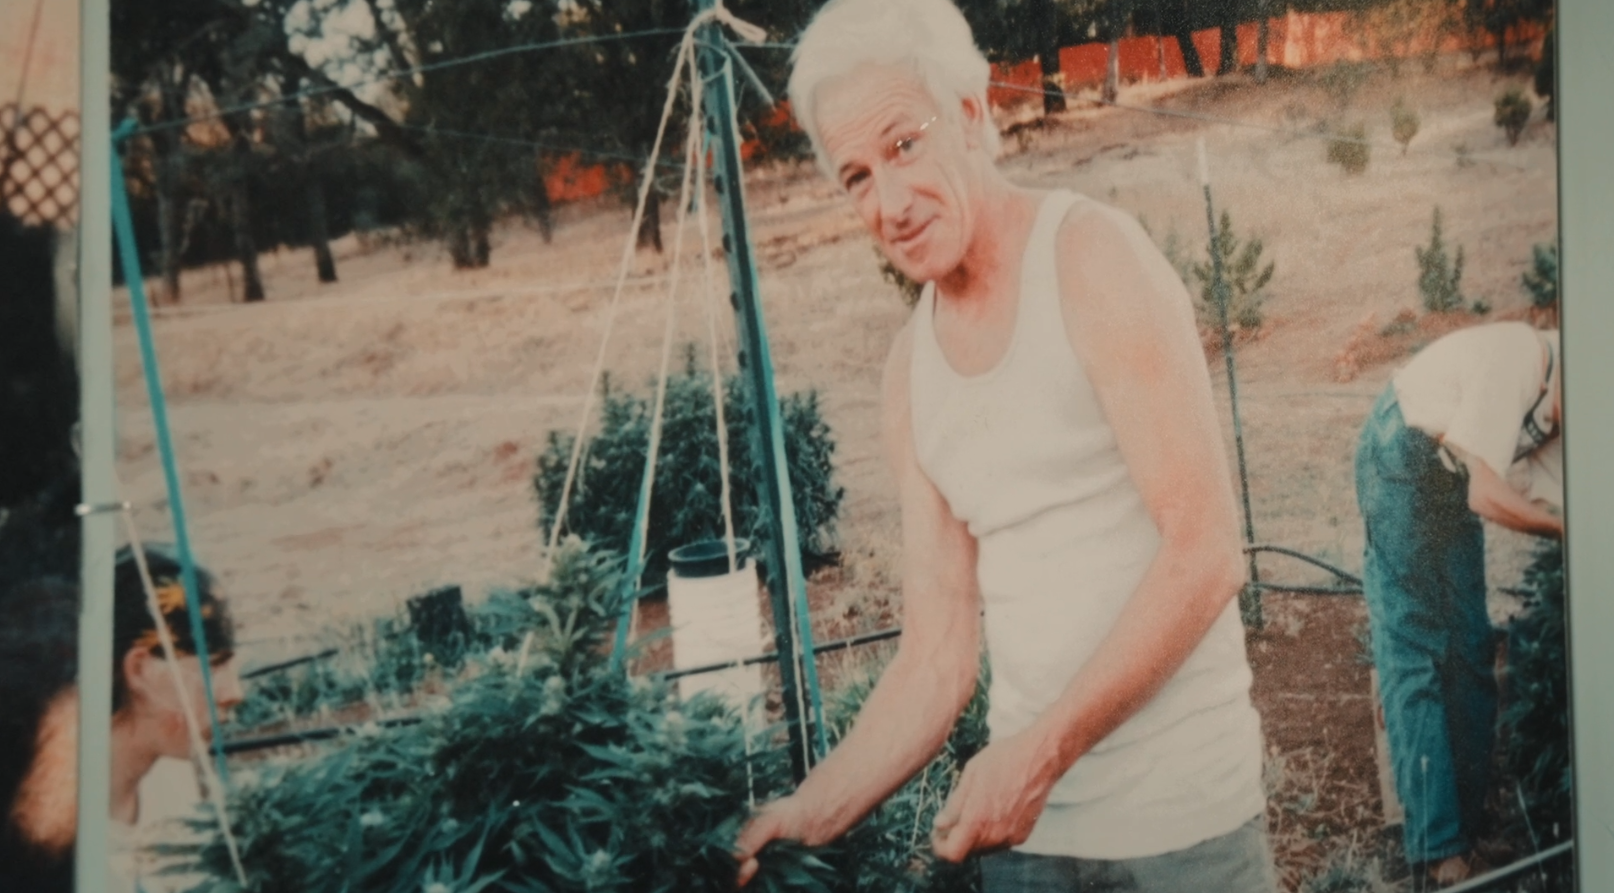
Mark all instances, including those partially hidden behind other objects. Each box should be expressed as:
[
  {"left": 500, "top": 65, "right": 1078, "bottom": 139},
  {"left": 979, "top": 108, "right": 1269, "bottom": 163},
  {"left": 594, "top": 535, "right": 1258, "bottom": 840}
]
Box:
[
  {"left": 695, "top": 7, "right": 828, "bottom": 781},
  {"left": 1198, "top": 140, "right": 1263, "bottom": 629},
  {"left": 110, "top": 119, "right": 234, "bottom": 782}
]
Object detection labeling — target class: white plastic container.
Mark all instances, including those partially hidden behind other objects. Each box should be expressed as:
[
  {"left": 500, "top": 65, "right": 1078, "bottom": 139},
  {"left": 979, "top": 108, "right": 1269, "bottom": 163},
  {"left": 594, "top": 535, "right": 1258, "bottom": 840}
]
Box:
[{"left": 666, "top": 539, "right": 766, "bottom": 716}]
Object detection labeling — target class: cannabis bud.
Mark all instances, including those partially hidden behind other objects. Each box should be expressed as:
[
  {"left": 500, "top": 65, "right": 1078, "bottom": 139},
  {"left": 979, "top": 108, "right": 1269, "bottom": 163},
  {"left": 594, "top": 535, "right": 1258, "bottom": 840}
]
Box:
[{"left": 539, "top": 675, "right": 568, "bottom": 717}]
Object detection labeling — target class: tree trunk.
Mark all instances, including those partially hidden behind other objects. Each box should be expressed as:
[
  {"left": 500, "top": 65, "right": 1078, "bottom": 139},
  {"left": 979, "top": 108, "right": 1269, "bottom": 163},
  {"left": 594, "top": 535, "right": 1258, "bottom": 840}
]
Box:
[
  {"left": 449, "top": 220, "right": 492, "bottom": 269},
  {"left": 228, "top": 128, "right": 265, "bottom": 303},
  {"left": 534, "top": 176, "right": 554, "bottom": 245},
  {"left": 308, "top": 174, "right": 337, "bottom": 283},
  {"left": 150, "top": 78, "right": 186, "bottom": 306},
  {"left": 1104, "top": 40, "right": 1121, "bottom": 103},
  {"left": 1219, "top": 12, "right": 1239, "bottom": 75},
  {"left": 449, "top": 227, "right": 473, "bottom": 268},
  {"left": 1255, "top": 2, "right": 1270, "bottom": 84},
  {"left": 636, "top": 187, "right": 663, "bottom": 253},
  {"left": 1175, "top": 28, "right": 1205, "bottom": 77},
  {"left": 1033, "top": 0, "right": 1066, "bottom": 114},
  {"left": 154, "top": 152, "right": 183, "bottom": 304}
]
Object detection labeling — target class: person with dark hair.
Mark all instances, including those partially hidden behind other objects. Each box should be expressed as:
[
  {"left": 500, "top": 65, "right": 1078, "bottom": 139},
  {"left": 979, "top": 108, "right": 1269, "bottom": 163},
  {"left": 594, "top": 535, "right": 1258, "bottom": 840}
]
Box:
[{"left": 0, "top": 547, "right": 242, "bottom": 892}]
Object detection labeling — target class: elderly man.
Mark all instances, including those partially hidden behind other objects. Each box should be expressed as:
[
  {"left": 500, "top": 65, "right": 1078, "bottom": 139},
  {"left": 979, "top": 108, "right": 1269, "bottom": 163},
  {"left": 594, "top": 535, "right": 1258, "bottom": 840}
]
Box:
[
  {"left": 1355, "top": 322, "right": 1563, "bottom": 888},
  {"left": 733, "top": 0, "right": 1275, "bottom": 890}
]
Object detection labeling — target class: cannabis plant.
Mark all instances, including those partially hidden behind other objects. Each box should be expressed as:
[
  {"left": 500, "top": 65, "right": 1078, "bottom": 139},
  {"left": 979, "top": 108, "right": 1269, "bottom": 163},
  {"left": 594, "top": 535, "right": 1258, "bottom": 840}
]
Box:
[
  {"left": 1192, "top": 210, "right": 1276, "bottom": 332},
  {"left": 1522, "top": 241, "right": 1558, "bottom": 309},
  {"left": 534, "top": 355, "right": 844, "bottom": 586},
  {"left": 1503, "top": 540, "right": 1573, "bottom": 873},
  {"left": 1415, "top": 207, "right": 1465, "bottom": 313},
  {"left": 810, "top": 662, "right": 990, "bottom": 893},
  {"left": 171, "top": 542, "right": 836, "bottom": 893},
  {"left": 175, "top": 542, "right": 994, "bottom": 893}
]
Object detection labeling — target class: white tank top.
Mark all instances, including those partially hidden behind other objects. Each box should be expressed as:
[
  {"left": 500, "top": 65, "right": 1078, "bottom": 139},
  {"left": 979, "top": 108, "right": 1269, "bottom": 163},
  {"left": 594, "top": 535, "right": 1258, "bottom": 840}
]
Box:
[{"left": 909, "top": 190, "right": 1265, "bottom": 859}]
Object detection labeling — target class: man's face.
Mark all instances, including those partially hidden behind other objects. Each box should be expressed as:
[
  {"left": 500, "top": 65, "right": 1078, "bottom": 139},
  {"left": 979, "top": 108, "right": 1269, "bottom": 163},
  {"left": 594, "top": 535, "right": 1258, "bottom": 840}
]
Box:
[{"left": 816, "top": 64, "right": 979, "bottom": 284}]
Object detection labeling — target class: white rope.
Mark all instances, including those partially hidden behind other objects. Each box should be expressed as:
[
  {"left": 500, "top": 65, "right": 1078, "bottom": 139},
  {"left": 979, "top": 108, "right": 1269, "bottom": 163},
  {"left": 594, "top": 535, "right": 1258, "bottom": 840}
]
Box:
[
  {"left": 540, "top": 3, "right": 766, "bottom": 580},
  {"left": 691, "top": 66, "right": 741, "bottom": 575},
  {"left": 113, "top": 485, "right": 248, "bottom": 886},
  {"left": 625, "top": 86, "right": 706, "bottom": 649}
]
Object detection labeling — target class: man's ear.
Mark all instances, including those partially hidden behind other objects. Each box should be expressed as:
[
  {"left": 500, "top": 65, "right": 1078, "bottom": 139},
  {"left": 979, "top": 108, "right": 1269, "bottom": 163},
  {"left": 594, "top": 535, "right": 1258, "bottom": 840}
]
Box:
[{"left": 959, "top": 95, "right": 987, "bottom": 150}]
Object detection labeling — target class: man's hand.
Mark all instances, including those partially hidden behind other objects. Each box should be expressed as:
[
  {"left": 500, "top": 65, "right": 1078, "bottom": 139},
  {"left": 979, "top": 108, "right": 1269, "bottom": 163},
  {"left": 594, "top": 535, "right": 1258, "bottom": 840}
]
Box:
[
  {"left": 929, "top": 728, "right": 1060, "bottom": 863},
  {"left": 733, "top": 796, "right": 821, "bottom": 888}
]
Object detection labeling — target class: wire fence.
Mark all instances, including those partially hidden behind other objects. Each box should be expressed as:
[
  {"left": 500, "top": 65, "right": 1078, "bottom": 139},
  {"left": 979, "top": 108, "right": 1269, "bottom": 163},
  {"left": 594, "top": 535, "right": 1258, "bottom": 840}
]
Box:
[{"left": 2, "top": 103, "right": 79, "bottom": 226}]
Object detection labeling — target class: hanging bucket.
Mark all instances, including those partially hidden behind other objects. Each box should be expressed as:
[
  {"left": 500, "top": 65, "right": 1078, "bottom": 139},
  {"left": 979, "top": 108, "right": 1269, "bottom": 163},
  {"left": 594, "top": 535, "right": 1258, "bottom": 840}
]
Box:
[{"left": 666, "top": 539, "right": 765, "bottom": 713}]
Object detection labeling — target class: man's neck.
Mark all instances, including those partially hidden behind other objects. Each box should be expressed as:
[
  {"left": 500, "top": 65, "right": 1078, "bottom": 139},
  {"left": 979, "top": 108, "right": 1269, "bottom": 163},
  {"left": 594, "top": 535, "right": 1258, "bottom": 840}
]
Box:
[{"left": 934, "top": 174, "right": 1040, "bottom": 312}]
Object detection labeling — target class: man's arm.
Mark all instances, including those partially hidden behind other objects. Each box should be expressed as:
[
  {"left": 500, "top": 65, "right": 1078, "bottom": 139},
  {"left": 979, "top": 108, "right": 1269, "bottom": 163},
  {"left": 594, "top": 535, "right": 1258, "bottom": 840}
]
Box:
[
  {"left": 1447, "top": 442, "right": 1565, "bottom": 538},
  {"left": 930, "top": 205, "right": 1250, "bottom": 861},
  {"left": 734, "top": 324, "right": 984, "bottom": 886}
]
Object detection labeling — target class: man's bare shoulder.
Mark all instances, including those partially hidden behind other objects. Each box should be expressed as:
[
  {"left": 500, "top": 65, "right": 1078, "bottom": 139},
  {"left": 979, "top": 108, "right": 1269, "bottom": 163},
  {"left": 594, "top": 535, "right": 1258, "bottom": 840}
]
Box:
[{"left": 1053, "top": 196, "right": 1158, "bottom": 271}]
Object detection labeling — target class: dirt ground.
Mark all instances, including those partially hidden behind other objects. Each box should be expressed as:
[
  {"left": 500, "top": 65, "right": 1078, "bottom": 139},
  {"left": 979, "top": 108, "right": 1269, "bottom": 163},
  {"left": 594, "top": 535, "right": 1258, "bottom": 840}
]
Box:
[{"left": 115, "top": 54, "right": 1561, "bottom": 890}]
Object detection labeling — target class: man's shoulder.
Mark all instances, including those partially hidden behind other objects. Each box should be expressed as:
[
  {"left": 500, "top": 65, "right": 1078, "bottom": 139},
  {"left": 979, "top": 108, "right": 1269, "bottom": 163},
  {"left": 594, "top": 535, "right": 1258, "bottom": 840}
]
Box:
[{"left": 1049, "top": 195, "right": 1184, "bottom": 317}]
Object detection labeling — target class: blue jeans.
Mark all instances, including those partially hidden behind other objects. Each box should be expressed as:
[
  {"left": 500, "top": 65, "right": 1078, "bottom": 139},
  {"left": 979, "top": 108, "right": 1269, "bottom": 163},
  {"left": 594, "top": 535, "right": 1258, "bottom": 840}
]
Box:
[
  {"left": 1355, "top": 387, "right": 1495, "bottom": 863},
  {"left": 978, "top": 816, "right": 1276, "bottom": 892}
]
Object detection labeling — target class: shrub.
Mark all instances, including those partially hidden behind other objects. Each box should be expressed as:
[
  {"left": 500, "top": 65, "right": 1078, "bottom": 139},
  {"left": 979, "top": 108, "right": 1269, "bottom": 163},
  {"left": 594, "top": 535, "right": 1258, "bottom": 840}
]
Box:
[
  {"left": 1495, "top": 86, "right": 1533, "bottom": 146},
  {"left": 535, "top": 354, "right": 844, "bottom": 586},
  {"left": 1326, "top": 122, "right": 1370, "bottom": 174},
  {"left": 1522, "top": 241, "right": 1558, "bottom": 309},
  {"left": 1502, "top": 540, "right": 1573, "bottom": 887},
  {"left": 1192, "top": 209, "right": 1276, "bottom": 332},
  {"left": 1415, "top": 207, "right": 1465, "bottom": 313},
  {"left": 1389, "top": 99, "right": 1419, "bottom": 155}
]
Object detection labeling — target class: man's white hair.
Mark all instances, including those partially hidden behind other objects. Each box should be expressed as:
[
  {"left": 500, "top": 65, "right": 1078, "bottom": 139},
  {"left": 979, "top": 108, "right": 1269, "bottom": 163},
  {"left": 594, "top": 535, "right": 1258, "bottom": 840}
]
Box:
[{"left": 789, "top": 0, "right": 1001, "bottom": 175}]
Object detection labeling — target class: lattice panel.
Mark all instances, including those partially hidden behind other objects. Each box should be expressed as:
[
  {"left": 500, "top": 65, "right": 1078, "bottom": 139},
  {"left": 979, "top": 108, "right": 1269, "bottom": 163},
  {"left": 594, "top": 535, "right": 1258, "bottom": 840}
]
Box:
[{"left": 1, "top": 104, "right": 80, "bottom": 227}]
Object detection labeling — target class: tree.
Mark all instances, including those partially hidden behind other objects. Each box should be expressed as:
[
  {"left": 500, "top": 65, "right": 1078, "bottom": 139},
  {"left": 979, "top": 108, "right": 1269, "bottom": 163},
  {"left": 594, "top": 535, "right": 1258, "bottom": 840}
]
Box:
[
  {"left": 1254, "top": 0, "right": 1270, "bottom": 83},
  {"left": 1212, "top": 0, "right": 1241, "bottom": 75},
  {"left": 1031, "top": 0, "right": 1069, "bottom": 113},
  {"left": 1158, "top": 0, "right": 1206, "bottom": 77},
  {"left": 553, "top": 0, "right": 820, "bottom": 252},
  {"left": 1096, "top": 0, "right": 1137, "bottom": 103},
  {"left": 1460, "top": 0, "right": 1554, "bottom": 69},
  {"left": 354, "top": 0, "right": 573, "bottom": 267},
  {"left": 109, "top": 0, "right": 228, "bottom": 304}
]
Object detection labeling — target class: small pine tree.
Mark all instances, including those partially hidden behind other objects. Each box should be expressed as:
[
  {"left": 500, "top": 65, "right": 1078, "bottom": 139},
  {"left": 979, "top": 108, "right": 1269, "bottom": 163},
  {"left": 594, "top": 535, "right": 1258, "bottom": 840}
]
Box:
[
  {"left": 1416, "top": 207, "right": 1465, "bottom": 313},
  {"left": 1390, "top": 99, "right": 1419, "bottom": 155},
  {"left": 1326, "top": 122, "right": 1370, "bottom": 174},
  {"left": 1192, "top": 210, "right": 1276, "bottom": 331},
  {"left": 1495, "top": 86, "right": 1533, "bottom": 146},
  {"left": 1523, "top": 241, "right": 1559, "bottom": 309}
]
